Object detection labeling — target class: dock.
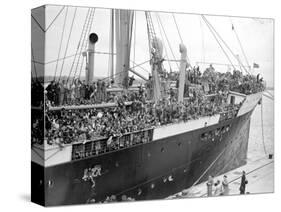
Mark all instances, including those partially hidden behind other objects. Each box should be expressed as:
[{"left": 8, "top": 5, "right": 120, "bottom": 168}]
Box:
[{"left": 167, "top": 156, "right": 274, "bottom": 199}]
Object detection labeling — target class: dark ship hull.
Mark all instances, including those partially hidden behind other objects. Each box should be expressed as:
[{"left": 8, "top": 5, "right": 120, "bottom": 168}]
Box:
[{"left": 32, "top": 108, "right": 253, "bottom": 206}]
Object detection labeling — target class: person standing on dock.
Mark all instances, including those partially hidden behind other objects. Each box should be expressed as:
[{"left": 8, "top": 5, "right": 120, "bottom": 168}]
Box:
[
  {"left": 222, "top": 175, "right": 229, "bottom": 195},
  {"left": 206, "top": 175, "right": 214, "bottom": 197},
  {"left": 239, "top": 171, "right": 248, "bottom": 194},
  {"left": 214, "top": 180, "right": 223, "bottom": 196}
]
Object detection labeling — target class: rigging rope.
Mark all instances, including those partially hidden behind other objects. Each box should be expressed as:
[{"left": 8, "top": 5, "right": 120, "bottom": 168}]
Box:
[
  {"left": 260, "top": 98, "right": 268, "bottom": 156},
  {"left": 202, "top": 16, "right": 250, "bottom": 75},
  {"left": 201, "top": 15, "right": 236, "bottom": 70},
  {"left": 78, "top": 9, "right": 96, "bottom": 80},
  {"left": 31, "top": 45, "right": 38, "bottom": 80},
  {"left": 230, "top": 18, "right": 251, "bottom": 71},
  {"left": 31, "top": 14, "right": 45, "bottom": 32},
  {"left": 33, "top": 51, "right": 114, "bottom": 65},
  {"left": 155, "top": 12, "right": 172, "bottom": 71},
  {"left": 101, "top": 59, "right": 151, "bottom": 82},
  {"left": 58, "top": 8, "right": 77, "bottom": 81},
  {"left": 172, "top": 13, "right": 191, "bottom": 65},
  {"left": 54, "top": 7, "right": 69, "bottom": 80},
  {"left": 66, "top": 8, "right": 91, "bottom": 83},
  {"left": 45, "top": 6, "right": 65, "bottom": 32},
  {"left": 156, "top": 13, "right": 179, "bottom": 70}
]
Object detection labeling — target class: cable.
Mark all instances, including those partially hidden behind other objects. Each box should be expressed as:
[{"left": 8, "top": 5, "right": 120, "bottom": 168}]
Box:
[
  {"left": 54, "top": 7, "right": 68, "bottom": 80},
  {"left": 201, "top": 15, "right": 236, "bottom": 70},
  {"left": 45, "top": 6, "right": 65, "bottom": 32},
  {"left": 31, "top": 45, "right": 38, "bottom": 80},
  {"left": 230, "top": 18, "right": 251, "bottom": 71},
  {"left": 58, "top": 7, "right": 77, "bottom": 81},
  {"left": 156, "top": 13, "right": 179, "bottom": 69},
  {"left": 78, "top": 9, "right": 96, "bottom": 79},
  {"left": 203, "top": 16, "right": 250, "bottom": 75},
  {"left": 31, "top": 14, "right": 45, "bottom": 32},
  {"left": 260, "top": 98, "right": 267, "bottom": 155},
  {"left": 32, "top": 51, "right": 115, "bottom": 65},
  {"left": 172, "top": 13, "right": 191, "bottom": 65},
  {"left": 155, "top": 12, "right": 172, "bottom": 71},
  {"left": 66, "top": 8, "right": 91, "bottom": 83}
]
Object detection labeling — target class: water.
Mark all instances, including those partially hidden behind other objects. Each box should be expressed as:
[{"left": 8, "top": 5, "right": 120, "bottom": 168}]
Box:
[{"left": 247, "top": 90, "right": 274, "bottom": 161}]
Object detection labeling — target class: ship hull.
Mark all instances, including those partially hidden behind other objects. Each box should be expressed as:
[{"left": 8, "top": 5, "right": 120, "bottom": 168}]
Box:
[{"left": 32, "top": 109, "right": 253, "bottom": 206}]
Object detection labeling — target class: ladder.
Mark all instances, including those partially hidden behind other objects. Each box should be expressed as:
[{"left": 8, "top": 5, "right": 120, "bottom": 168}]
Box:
[{"left": 145, "top": 12, "right": 158, "bottom": 59}]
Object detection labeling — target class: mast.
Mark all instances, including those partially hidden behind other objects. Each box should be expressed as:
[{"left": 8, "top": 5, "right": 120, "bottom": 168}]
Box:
[
  {"left": 115, "top": 9, "right": 134, "bottom": 88},
  {"left": 85, "top": 33, "right": 98, "bottom": 85}
]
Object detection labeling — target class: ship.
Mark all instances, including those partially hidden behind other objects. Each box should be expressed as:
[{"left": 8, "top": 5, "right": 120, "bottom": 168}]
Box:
[{"left": 31, "top": 6, "right": 265, "bottom": 206}]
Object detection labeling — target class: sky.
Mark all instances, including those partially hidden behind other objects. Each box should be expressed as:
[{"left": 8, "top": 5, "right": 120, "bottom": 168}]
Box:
[{"left": 31, "top": 5, "right": 274, "bottom": 87}]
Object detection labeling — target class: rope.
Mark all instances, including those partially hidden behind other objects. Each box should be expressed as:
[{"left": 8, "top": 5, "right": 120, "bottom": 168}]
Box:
[
  {"left": 155, "top": 12, "right": 172, "bottom": 71},
  {"left": 45, "top": 6, "right": 65, "bottom": 32},
  {"left": 58, "top": 8, "right": 77, "bottom": 81},
  {"left": 101, "top": 59, "right": 151, "bottom": 82},
  {"left": 199, "top": 160, "right": 274, "bottom": 197},
  {"left": 201, "top": 15, "right": 236, "bottom": 70},
  {"left": 203, "top": 16, "right": 250, "bottom": 75},
  {"left": 54, "top": 7, "right": 68, "bottom": 80},
  {"left": 32, "top": 51, "right": 115, "bottom": 65},
  {"left": 31, "top": 14, "right": 45, "bottom": 32},
  {"left": 172, "top": 13, "right": 191, "bottom": 65},
  {"left": 66, "top": 8, "right": 91, "bottom": 83},
  {"left": 260, "top": 98, "right": 267, "bottom": 155},
  {"left": 32, "top": 6, "right": 65, "bottom": 33},
  {"left": 230, "top": 19, "right": 251, "bottom": 71},
  {"left": 191, "top": 148, "right": 226, "bottom": 188},
  {"left": 262, "top": 93, "right": 273, "bottom": 101},
  {"left": 31, "top": 45, "right": 38, "bottom": 80},
  {"left": 78, "top": 9, "right": 96, "bottom": 79},
  {"left": 156, "top": 13, "right": 179, "bottom": 69}
]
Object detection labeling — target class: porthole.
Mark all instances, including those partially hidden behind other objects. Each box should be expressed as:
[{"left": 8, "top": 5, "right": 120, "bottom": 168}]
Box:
[{"left": 48, "top": 180, "right": 54, "bottom": 188}]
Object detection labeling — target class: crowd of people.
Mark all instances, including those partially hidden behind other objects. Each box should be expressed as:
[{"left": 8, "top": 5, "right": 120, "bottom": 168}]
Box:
[
  {"left": 45, "top": 79, "right": 108, "bottom": 106},
  {"left": 44, "top": 89, "right": 234, "bottom": 146},
  {"left": 39, "top": 66, "right": 265, "bottom": 146}
]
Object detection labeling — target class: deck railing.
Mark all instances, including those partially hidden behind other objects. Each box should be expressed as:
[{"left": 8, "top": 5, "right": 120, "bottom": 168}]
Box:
[{"left": 71, "top": 128, "right": 154, "bottom": 160}]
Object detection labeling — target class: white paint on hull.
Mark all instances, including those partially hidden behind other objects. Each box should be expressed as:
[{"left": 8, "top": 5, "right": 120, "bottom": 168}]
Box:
[
  {"left": 237, "top": 92, "right": 262, "bottom": 117},
  {"left": 32, "top": 143, "right": 72, "bottom": 167},
  {"left": 153, "top": 114, "right": 220, "bottom": 141}
]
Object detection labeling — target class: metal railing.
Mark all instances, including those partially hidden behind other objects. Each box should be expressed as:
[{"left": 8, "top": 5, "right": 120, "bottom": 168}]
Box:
[{"left": 71, "top": 128, "right": 154, "bottom": 160}]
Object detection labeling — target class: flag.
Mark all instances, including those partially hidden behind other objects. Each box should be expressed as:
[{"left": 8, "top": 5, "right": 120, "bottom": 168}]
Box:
[{"left": 253, "top": 63, "right": 259, "bottom": 68}]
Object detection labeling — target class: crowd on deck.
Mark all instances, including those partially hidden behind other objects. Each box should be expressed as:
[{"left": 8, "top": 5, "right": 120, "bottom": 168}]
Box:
[
  {"left": 33, "top": 66, "right": 265, "bottom": 146},
  {"left": 44, "top": 90, "right": 240, "bottom": 146},
  {"left": 45, "top": 79, "right": 109, "bottom": 106}
]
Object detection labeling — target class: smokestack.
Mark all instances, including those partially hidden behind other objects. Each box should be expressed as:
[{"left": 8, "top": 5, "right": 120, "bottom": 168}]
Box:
[{"left": 86, "top": 33, "right": 98, "bottom": 85}]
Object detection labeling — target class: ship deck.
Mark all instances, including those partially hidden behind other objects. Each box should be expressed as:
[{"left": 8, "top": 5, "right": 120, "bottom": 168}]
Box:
[{"left": 167, "top": 156, "right": 274, "bottom": 199}]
